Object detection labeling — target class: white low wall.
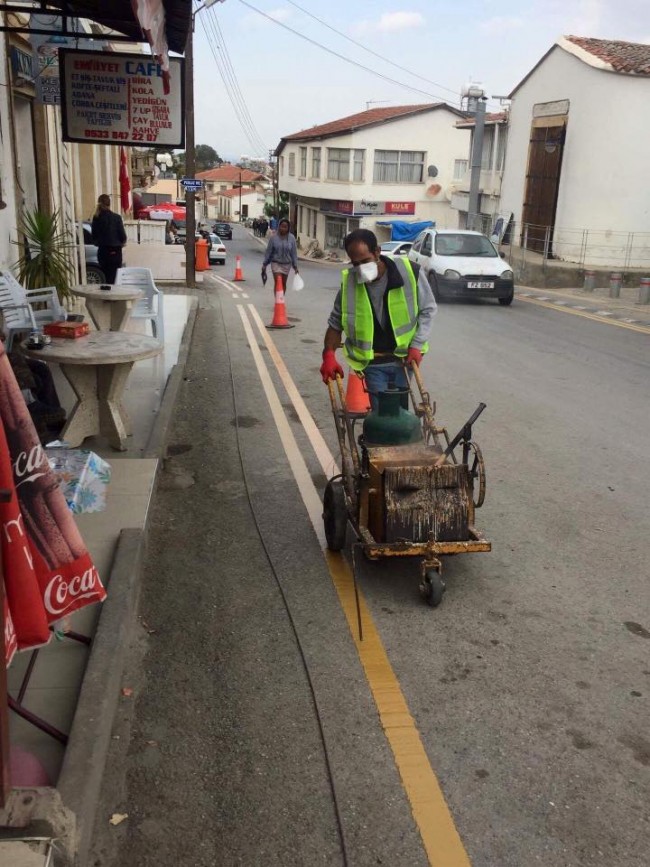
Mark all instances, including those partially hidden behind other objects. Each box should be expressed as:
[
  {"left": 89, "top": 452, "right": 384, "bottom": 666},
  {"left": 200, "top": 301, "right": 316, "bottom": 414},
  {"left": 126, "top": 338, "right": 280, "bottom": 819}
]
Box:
[
  {"left": 123, "top": 220, "right": 167, "bottom": 245},
  {"left": 124, "top": 243, "right": 185, "bottom": 281}
]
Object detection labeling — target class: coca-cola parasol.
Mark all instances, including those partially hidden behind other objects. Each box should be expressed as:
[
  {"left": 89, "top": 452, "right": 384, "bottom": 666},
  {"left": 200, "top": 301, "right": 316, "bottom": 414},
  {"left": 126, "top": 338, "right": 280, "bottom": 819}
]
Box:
[
  {"left": 139, "top": 203, "right": 186, "bottom": 222},
  {"left": 0, "top": 344, "right": 106, "bottom": 666}
]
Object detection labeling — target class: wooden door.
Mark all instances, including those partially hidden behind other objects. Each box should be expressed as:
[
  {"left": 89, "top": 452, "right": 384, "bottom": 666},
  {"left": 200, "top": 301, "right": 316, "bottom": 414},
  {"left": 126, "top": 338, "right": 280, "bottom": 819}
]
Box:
[{"left": 521, "top": 123, "right": 566, "bottom": 253}]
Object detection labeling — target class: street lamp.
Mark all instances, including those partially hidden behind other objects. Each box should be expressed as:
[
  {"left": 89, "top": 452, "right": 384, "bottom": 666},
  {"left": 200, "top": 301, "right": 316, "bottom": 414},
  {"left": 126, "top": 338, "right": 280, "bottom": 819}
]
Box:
[{"left": 185, "top": 0, "right": 224, "bottom": 287}]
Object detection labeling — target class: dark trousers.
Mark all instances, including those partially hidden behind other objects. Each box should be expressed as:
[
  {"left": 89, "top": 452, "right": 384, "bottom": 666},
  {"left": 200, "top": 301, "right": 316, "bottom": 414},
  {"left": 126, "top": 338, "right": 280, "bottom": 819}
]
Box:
[{"left": 97, "top": 246, "right": 123, "bottom": 284}]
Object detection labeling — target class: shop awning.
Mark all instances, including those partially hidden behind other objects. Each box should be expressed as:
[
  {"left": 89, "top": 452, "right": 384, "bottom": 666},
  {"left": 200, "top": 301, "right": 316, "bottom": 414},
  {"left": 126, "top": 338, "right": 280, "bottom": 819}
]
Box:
[{"left": 0, "top": 0, "right": 192, "bottom": 56}]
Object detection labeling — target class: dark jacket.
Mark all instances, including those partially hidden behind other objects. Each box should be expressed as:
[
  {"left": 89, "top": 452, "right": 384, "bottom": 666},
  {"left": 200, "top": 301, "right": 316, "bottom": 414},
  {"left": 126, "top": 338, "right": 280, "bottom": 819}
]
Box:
[{"left": 91, "top": 210, "right": 127, "bottom": 248}]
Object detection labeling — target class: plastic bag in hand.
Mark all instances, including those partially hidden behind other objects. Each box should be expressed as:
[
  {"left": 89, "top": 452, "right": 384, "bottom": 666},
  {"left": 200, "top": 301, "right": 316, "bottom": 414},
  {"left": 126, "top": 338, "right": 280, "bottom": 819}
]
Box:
[{"left": 292, "top": 273, "right": 304, "bottom": 292}]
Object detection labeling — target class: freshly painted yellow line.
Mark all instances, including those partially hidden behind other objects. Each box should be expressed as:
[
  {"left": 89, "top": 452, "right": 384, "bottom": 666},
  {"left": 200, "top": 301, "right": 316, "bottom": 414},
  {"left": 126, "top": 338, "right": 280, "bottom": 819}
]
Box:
[
  {"left": 239, "top": 303, "right": 471, "bottom": 867},
  {"left": 517, "top": 294, "right": 650, "bottom": 334}
]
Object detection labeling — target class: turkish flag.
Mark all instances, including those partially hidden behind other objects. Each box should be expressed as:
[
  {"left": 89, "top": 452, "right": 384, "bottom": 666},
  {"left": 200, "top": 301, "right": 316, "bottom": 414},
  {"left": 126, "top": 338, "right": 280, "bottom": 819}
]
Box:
[{"left": 120, "top": 146, "right": 132, "bottom": 214}]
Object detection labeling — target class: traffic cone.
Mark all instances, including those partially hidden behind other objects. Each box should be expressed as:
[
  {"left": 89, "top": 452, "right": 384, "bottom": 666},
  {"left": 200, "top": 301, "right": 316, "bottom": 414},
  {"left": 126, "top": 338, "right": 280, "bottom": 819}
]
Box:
[
  {"left": 233, "top": 255, "right": 245, "bottom": 281},
  {"left": 345, "top": 370, "right": 371, "bottom": 413},
  {"left": 267, "top": 273, "right": 295, "bottom": 329}
]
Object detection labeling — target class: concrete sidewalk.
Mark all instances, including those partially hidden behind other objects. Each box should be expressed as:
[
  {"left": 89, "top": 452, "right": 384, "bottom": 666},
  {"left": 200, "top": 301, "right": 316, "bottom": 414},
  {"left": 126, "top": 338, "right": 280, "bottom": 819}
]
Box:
[{"left": 1, "top": 289, "right": 196, "bottom": 866}]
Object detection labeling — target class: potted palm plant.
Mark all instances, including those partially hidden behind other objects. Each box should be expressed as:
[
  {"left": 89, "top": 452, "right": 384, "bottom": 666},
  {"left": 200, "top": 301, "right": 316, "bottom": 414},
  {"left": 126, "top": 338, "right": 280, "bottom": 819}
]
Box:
[{"left": 13, "top": 209, "right": 76, "bottom": 300}]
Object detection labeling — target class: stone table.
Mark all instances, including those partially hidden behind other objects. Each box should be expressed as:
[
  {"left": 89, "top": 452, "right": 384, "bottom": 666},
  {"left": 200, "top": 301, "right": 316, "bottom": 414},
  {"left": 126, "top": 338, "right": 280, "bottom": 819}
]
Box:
[
  {"left": 24, "top": 332, "right": 162, "bottom": 451},
  {"left": 71, "top": 284, "right": 143, "bottom": 332}
]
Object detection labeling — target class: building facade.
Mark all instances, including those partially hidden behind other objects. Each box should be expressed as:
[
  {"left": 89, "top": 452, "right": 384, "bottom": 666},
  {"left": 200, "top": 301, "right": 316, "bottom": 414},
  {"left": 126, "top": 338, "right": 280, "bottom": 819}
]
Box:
[
  {"left": 499, "top": 36, "right": 650, "bottom": 266},
  {"left": 276, "top": 104, "right": 469, "bottom": 252}
]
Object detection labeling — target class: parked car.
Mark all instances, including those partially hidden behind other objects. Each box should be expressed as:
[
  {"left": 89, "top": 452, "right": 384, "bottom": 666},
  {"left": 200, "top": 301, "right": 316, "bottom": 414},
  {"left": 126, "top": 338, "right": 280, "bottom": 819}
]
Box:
[
  {"left": 81, "top": 222, "right": 106, "bottom": 284},
  {"left": 213, "top": 221, "right": 232, "bottom": 240},
  {"left": 408, "top": 229, "right": 514, "bottom": 305},
  {"left": 380, "top": 241, "right": 413, "bottom": 256},
  {"left": 208, "top": 233, "right": 227, "bottom": 265}
]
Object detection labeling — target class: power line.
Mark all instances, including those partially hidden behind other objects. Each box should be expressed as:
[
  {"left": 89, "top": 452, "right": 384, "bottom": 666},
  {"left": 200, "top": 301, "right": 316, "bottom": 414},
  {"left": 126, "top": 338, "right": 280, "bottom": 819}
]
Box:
[
  {"left": 237, "top": 0, "right": 459, "bottom": 105},
  {"left": 198, "top": 10, "right": 267, "bottom": 154},
  {"left": 206, "top": 7, "right": 268, "bottom": 153},
  {"left": 283, "top": 0, "right": 460, "bottom": 98},
  {"left": 202, "top": 9, "right": 266, "bottom": 154}
]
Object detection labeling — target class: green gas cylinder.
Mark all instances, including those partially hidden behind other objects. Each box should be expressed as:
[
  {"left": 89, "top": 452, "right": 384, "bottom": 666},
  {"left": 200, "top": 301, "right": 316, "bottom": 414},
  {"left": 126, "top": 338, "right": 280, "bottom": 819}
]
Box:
[{"left": 363, "top": 388, "right": 421, "bottom": 446}]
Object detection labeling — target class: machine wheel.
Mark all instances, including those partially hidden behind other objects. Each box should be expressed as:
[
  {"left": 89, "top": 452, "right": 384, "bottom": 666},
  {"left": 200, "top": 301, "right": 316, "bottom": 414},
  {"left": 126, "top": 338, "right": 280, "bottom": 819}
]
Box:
[
  {"left": 425, "top": 571, "right": 445, "bottom": 607},
  {"left": 323, "top": 477, "right": 347, "bottom": 551},
  {"left": 466, "top": 441, "right": 486, "bottom": 508},
  {"left": 498, "top": 290, "right": 514, "bottom": 306}
]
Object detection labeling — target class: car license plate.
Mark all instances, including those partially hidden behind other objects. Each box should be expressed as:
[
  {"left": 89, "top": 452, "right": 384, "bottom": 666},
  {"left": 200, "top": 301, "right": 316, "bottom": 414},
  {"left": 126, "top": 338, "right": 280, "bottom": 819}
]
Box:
[{"left": 467, "top": 281, "right": 494, "bottom": 289}]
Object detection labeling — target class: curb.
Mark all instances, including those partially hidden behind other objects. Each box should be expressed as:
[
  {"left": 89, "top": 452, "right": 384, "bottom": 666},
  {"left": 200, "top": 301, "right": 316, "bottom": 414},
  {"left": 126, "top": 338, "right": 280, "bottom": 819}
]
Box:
[
  {"left": 516, "top": 285, "right": 650, "bottom": 326},
  {"left": 57, "top": 528, "right": 145, "bottom": 866},
  {"left": 144, "top": 294, "right": 199, "bottom": 460}
]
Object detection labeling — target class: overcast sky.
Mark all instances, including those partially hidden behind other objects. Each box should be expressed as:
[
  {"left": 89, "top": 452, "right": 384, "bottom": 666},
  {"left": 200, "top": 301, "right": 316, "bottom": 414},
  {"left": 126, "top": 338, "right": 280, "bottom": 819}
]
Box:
[{"left": 192, "top": 0, "right": 650, "bottom": 160}]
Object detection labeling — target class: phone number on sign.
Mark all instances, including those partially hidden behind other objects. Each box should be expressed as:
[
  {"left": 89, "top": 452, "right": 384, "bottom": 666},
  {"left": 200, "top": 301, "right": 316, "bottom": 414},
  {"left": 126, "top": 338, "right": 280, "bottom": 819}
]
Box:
[{"left": 83, "top": 130, "right": 159, "bottom": 141}]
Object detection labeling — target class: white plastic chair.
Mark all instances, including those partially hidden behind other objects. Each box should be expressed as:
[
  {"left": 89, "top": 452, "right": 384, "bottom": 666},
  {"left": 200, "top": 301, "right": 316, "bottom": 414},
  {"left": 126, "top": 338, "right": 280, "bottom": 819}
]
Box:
[
  {"left": 0, "top": 271, "right": 66, "bottom": 350},
  {"left": 115, "top": 267, "right": 164, "bottom": 342}
]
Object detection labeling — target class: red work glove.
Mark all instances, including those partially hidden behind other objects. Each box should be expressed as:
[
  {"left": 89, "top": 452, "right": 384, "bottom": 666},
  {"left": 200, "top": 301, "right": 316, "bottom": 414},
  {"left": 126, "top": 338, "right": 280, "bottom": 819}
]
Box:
[
  {"left": 320, "top": 349, "right": 344, "bottom": 383},
  {"left": 407, "top": 347, "right": 423, "bottom": 367}
]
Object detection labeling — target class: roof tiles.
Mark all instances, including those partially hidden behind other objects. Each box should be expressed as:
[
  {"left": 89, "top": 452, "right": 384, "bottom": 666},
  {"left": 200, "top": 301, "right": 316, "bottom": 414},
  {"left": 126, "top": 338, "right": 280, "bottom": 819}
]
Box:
[
  {"left": 280, "top": 103, "right": 460, "bottom": 143},
  {"left": 564, "top": 35, "right": 650, "bottom": 75}
]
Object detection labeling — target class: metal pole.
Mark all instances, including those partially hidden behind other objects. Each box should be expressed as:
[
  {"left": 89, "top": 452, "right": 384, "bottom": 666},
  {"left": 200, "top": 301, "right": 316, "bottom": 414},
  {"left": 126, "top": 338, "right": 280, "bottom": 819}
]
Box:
[
  {"left": 185, "top": 21, "right": 196, "bottom": 288},
  {"left": 467, "top": 97, "right": 486, "bottom": 232},
  {"left": 239, "top": 170, "right": 242, "bottom": 223}
]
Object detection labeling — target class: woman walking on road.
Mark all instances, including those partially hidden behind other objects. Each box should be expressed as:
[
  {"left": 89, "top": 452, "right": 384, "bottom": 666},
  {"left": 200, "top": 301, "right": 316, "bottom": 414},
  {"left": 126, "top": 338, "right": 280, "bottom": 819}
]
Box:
[{"left": 261, "top": 218, "right": 299, "bottom": 293}]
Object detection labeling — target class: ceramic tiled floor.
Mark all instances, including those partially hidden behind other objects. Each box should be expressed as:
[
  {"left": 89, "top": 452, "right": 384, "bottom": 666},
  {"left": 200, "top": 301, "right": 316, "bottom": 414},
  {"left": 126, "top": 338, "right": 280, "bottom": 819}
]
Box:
[{"left": 7, "top": 293, "right": 192, "bottom": 784}]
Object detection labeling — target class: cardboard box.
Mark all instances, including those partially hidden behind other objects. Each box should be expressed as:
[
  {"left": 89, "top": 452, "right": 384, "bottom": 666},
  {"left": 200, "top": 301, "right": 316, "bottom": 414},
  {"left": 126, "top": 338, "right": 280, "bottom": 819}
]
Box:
[{"left": 43, "top": 321, "right": 90, "bottom": 339}]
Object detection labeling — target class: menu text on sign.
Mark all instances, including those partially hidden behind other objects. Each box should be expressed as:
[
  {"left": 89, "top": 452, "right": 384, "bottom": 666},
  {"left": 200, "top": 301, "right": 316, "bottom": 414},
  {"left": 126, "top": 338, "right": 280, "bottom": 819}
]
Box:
[{"left": 60, "top": 50, "right": 184, "bottom": 148}]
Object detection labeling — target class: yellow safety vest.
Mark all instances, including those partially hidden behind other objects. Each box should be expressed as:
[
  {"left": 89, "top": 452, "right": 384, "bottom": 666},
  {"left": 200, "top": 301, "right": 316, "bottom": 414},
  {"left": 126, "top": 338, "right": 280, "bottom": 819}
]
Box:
[{"left": 341, "top": 256, "right": 427, "bottom": 372}]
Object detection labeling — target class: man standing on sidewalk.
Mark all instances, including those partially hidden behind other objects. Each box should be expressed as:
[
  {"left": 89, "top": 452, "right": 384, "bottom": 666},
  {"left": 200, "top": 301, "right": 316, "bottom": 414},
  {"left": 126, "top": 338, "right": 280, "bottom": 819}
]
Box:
[
  {"left": 91, "top": 194, "right": 127, "bottom": 284},
  {"left": 320, "top": 229, "right": 436, "bottom": 408}
]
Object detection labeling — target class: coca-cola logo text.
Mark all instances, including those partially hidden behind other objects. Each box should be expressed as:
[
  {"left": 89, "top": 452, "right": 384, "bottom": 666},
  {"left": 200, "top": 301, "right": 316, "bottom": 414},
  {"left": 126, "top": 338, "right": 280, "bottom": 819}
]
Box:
[
  {"left": 44, "top": 567, "right": 101, "bottom": 616},
  {"left": 14, "top": 443, "right": 46, "bottom": 487}
]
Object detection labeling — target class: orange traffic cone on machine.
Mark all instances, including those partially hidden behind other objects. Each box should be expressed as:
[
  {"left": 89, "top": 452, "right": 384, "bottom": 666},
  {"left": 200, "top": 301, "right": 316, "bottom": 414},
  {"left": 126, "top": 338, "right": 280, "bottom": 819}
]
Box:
[
  {"left": 345, "top": 370, "right": 371, "bottom": 413},
  {"left": 267, "top": 273, "right": 295, "bottom": 329},
  {"left": 233, "top": 255, "right": 245, "bottom": 281}
]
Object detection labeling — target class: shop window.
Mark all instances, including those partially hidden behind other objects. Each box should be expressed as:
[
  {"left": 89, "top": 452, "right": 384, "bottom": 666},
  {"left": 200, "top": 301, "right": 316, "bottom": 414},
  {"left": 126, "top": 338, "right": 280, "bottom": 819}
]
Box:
[
  {"left": 453, "top": 159, "right": 468, "bottom": 181},
  {"left": 374, "top": 150, "right": 425, "bottom": 183},
  {"left": 327, "top": 148, "right": 350, "bottom": 182},
  {"left": 325, "top": 218, "right": 347, "bottom": 249},
  {"left": 353, "top": 150, "right": 365, "bottom": 182},
  {"left": 311, "top": 147, "right": 321, "bottom": 179}
]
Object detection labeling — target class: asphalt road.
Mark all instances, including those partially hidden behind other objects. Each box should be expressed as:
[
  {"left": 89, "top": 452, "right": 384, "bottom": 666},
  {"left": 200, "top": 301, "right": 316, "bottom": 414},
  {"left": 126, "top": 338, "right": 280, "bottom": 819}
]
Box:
[{"left": 95, "top": 227, "right": 650, "bottom": 867}]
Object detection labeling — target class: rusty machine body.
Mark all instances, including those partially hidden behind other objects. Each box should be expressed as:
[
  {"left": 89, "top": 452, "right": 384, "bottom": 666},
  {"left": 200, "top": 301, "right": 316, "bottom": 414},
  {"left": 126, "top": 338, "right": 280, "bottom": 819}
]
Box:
[{"left": 324, "top": 364, "right": 491, "bottom": 607}]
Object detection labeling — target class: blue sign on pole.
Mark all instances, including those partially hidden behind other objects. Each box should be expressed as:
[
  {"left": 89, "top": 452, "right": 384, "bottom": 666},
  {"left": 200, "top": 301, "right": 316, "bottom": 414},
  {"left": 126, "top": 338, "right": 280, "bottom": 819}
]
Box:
[{"left": 180, "top": 178, "right": 204, "bottom": 191}]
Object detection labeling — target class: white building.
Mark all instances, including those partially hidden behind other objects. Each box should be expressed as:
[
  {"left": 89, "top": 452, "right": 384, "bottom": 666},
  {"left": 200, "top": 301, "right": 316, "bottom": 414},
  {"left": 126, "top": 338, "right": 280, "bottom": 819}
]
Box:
[
  {"left": 275, "top": 103, "right": 469, "bottom": 252},
  {"left": 449, "top": 112, "right": 509, "bottom": 235},
  {"left": 499, "top": 35, "right": 650, "bottom": 267},
  {"left": 207, "top": 186, "right": 266, "bottom": 222}
]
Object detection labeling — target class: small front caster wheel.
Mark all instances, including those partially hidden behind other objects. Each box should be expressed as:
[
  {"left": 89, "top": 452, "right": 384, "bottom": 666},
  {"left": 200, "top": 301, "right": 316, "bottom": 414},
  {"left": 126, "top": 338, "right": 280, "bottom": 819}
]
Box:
[
  {"left": 323, "top": 477, "right": 347, "bottom": 552},
  {"left": 424, "top": 571, "right": 446, "bottom": 607}
]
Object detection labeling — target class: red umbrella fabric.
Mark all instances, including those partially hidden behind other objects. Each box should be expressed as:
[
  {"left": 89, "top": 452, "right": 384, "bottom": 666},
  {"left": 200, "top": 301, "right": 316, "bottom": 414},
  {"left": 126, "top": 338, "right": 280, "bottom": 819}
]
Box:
[
  {"left": 119, "top": 146, "right": 132, "bottom": 214},
  {"left": 138, "top": 203, "right": 186, "bottom": 222}
]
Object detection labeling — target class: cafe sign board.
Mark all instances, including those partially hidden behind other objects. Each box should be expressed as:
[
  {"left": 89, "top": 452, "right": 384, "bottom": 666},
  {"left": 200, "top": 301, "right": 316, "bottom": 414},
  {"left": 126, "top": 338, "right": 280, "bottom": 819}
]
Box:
[{"left": 59, "top": 49, "right": 185, "bottom": 148}]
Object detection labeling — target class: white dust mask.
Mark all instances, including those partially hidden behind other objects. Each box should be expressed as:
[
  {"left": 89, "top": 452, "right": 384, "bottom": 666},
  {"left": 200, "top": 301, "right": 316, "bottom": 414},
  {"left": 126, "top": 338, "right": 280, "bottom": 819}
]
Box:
[{"left": 356, "top": 261, "right": 379, "bottom": 283}]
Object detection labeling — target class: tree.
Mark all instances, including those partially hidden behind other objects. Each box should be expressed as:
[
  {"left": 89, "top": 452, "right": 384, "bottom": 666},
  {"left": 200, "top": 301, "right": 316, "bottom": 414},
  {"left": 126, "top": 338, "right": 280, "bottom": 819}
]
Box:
[
  {"left": 264, "top": 191, "right": 289, "bottom": 219},
  {"left": 196, "top": 144, "right": 222, "bottom": 171}
]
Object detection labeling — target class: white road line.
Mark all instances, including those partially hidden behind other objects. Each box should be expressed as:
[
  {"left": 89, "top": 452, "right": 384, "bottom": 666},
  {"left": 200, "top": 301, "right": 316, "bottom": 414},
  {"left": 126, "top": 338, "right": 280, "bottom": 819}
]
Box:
[
  {"left": 247, "top": 305, "right": 340, "bottom": 478},
  {"left": 595, "top": 310, "right": 613, "bottom": 316}
]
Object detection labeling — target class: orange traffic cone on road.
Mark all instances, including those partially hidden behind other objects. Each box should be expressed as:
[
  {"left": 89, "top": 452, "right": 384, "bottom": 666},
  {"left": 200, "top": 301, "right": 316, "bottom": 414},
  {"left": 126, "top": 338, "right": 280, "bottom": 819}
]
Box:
[
  {"left": 345, "top": 370, "right": 371, "bottom": 414},
  {"left": 267, "top": 273, "right": 295, "bottom": 329},
  {"left": 233, "top": 255, "right": 245, "bottom": 281}
]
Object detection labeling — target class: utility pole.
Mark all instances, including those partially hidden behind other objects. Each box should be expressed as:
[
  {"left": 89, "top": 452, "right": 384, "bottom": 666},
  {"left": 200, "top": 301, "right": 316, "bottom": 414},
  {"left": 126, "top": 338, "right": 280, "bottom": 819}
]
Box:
[
  {"left": 184, "top": 23, "right": 196, "bottom": 288},
  {"left": 239, "top": 170, "right": 242, "bottom": 223},
  {"left": 463, "top": 83, "right": 487, "bottom": 233}
]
